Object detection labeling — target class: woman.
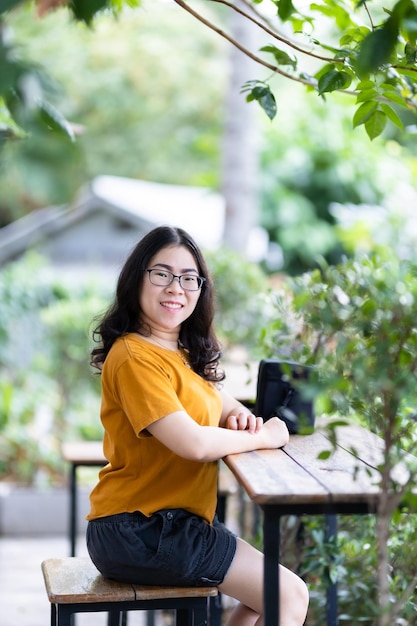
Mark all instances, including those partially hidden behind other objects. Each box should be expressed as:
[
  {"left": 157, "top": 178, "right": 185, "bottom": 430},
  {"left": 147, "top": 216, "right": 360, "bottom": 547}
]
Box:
[{"left": 87, "top": 225, "right": 309, "bottom": 626}]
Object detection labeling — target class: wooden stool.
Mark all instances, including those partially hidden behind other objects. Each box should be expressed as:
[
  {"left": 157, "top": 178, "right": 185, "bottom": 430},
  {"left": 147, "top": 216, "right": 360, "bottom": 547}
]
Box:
[
  {"left": 61, "top": 442, "right": 237, "bottom": 626},
  {"left": 41, "top": 557, "right": 218, "bottom": 626}
]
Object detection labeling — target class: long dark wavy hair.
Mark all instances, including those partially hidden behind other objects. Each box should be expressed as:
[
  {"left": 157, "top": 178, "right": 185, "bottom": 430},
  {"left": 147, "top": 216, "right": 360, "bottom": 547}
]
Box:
[{"left": 90, "top": 226, "right": 225, "bottom": 382}]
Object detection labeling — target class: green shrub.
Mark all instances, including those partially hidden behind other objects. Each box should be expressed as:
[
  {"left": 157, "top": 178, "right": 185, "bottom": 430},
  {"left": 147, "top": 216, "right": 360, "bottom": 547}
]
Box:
[
  {"left": 259, "top": 248, "right": 417, "bottom": 624},
  {"left": 0, "top": 254, "right": 110, "bottom": 484},
  {"left": 206, "top": 246, "right": 270, "bottom": 356}
]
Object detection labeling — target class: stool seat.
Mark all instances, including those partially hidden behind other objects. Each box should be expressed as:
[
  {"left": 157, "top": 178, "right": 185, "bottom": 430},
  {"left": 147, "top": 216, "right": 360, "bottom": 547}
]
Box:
[
  {"left": 42, "top": 557, "right": 217, "bottom": 626},
  {"left": 42, "top": 557, "right": 136, "bottom": 603}
]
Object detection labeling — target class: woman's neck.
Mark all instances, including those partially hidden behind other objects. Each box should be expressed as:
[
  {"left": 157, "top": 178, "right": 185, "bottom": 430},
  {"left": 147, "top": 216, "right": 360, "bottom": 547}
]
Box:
[{"left": 139, "top": 330, "right": 179, "bottom": 352}]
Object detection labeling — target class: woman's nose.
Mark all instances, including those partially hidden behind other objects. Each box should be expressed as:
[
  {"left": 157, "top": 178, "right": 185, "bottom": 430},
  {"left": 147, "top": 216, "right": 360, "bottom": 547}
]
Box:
[{"left": 167, "top": 276, "right": 184, "bottom": 292}]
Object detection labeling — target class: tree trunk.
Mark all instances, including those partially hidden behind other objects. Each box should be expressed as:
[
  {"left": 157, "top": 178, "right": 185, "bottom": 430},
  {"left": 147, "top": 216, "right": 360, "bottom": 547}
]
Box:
[
  {"left": 221, "top": 0, "right": 260, "bottom": 255},
  {"left": 376, "top": 508, "right": 391, "bottom": 626}
]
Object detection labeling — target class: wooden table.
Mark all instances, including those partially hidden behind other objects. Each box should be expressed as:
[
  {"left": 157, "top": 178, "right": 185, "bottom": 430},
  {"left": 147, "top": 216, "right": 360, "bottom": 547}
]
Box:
[
  {"left": 61, "top": 441, "right": 107, "bottom": 558},
  {"left": 224, "top": 418, "right": 408, "bottom": 626}
]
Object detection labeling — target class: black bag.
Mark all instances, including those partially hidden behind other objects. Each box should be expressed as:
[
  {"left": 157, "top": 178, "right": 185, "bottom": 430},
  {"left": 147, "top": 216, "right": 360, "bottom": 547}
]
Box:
[{"left": 255, "top": 359, "right": 315, "bottom": 434}]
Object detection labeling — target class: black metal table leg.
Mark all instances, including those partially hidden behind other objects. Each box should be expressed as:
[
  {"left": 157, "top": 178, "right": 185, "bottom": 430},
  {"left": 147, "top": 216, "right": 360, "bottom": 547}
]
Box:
[
  {"left": 209, "top": 493, "right": 227, "bottom": 626},
  {"left": 262, "top": 506, "right": 280, "bottom": 626},
  {"left": 69, "top": 463, "right": 77, "bottom": 557}
]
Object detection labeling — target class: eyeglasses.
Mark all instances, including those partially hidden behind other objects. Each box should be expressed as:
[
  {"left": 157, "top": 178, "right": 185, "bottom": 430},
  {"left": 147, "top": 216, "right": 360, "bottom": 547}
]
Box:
[{"left": 145, "top": 269, "right": 206, "bottom": 291}]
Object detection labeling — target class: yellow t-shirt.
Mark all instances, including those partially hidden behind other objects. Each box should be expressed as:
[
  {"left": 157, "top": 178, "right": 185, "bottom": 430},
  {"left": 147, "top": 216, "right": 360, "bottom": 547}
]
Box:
[{"left": 87, "top": 333, "right": 222, "bottom": 524}]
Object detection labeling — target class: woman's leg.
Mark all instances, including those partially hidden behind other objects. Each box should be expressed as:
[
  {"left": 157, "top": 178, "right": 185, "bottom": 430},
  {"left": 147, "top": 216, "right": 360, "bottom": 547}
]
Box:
[{"left": 219, "top": 537, "right": 309, "bottom": 626}]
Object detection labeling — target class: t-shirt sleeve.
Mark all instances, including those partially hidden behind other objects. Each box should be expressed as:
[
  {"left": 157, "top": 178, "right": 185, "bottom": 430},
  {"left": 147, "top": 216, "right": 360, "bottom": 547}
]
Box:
[{"left": 112, "top": 355, "right": 184, "bottom": 437}]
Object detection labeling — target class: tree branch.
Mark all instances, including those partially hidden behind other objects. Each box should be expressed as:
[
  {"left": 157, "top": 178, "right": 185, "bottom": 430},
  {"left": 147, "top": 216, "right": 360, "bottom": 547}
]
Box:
[
  {"left": 393, "top": 64, "right": 417, "bottom": 75},
  {"left": 173, "top": 0, "right": 417, "bottom": 110},
  {"left": 208, "top": 0, "right": 343, "bottom": 64},
  {"left": 363, "top": 1, "right": 375, "bottom": 30},
  {"left": 173, "top": 0, "right": 317, "bottom": 86},
  {"left": 390, "top": 569, "right": 417, "bottom": 622}
]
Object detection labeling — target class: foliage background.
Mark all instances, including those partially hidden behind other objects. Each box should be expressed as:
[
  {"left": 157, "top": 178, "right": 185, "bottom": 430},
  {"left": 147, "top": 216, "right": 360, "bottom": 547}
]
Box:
[
  {"left": 1, "top": 2, "right": 417, "bottom": 623},
  {"left": 1, "top": 1, "right": 417, "bottom": 274}
]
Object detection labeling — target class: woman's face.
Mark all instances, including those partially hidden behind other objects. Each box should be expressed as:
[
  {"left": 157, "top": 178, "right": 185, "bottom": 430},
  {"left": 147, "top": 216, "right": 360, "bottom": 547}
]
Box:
[{"left": 139, "top": 244, "right": 202, "bottom": 336}]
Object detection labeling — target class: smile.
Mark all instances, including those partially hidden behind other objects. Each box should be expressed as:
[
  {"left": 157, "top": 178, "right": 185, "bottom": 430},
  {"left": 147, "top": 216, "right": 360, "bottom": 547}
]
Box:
[{"left": 161, "top": 302, "right": 183, "bottom": 310}]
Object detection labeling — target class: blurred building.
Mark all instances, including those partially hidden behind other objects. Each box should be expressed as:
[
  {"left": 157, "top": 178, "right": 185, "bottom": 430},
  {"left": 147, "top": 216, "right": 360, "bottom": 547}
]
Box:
[{"left": 0, "top": 176, "right": 225, "bottom": 274}]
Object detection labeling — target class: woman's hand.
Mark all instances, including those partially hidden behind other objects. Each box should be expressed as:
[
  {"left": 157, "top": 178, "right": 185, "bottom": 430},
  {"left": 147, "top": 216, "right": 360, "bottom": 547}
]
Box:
[
  {"left": 261, "top": 416, "right": 290, "bottom": 448},
  {"left": 225, "top": 411, "right": 263, "bottom": 434},
  {"left": 147, "top": 411, "right": 290, "bottom": 462},
  {"left": 225, "top": 409, "right": 289, "bottom": 448}
]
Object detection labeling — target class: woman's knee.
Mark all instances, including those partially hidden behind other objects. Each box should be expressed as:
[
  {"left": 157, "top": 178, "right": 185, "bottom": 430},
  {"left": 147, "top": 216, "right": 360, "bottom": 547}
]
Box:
[
  {"left": 280, "top": 567, "right": 309, "bottom": 624},
  {"left": 296, "top": 576, "right": 309, "bottom": 619},
  {"left": 219, "top": 539, "right": 308, "bottom": 624}
]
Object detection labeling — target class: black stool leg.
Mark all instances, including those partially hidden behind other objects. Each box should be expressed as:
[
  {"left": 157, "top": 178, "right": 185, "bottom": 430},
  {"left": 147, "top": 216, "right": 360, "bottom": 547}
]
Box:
[
  {"left": 176, "top": 608, "right": 192, "bottom": 626},
  {"left": 51, "top": 603, "right": 57, "bottom": 626},
  {"left": 209, "top": 595, "right": 222, "bottom": 626},
  {"left": 146, "top": 610, "right": 155, "bottom": 626},
  {"left": 194, "top": 603, "right": 209, "bottom": 626},
  {"left": 57, "top": 605, "right": 75, "bottom": 626}
]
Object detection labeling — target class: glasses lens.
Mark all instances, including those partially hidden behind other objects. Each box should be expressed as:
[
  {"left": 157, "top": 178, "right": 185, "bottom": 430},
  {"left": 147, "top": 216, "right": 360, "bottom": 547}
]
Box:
[
  {"left": 148, "top": 269, "right": 172, "bottom": 285},
  {"left": 179, "top": 275, "right": 201, "bottom": 290},
  {"left": 147, "top": 270, "right": 204, "bottom": 290}
]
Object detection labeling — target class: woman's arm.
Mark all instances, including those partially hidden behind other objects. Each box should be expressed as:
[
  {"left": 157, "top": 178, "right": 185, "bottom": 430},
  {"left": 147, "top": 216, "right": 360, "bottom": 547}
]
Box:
[
  {"left": 146, "top": 408, "right": 289, "bottom": 462},
  {"left": 218, "top": 387, "right": 261, "bottom": 432}
]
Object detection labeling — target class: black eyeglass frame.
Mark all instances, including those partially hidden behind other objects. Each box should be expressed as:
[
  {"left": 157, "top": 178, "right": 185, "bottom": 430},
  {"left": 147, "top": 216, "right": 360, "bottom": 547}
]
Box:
[{"left": 145, "top": 269, "right": 206, "bottom": 291}]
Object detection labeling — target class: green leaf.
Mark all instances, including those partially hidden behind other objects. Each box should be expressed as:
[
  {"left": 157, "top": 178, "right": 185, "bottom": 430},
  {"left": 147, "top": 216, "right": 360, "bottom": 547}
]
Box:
[
  {"left": 318, "top": 450, "right": 332, "bottom": 460},
  {"left": 399, "top": 0, "right": 417, "bottom": 40},
  {"left": 310, "top": 2, "right": 351, "bottom": 29},
  {"left": 396, "top": 66, "right": 417, "bottom": 80},
  {"left": 356, "top": 88, "right": 378, "bottom": 103},
  {"left": 38, "top": 100, "right": 75, "bottom": 141},
  {"left": 312, "top": 39, "right": 351, "bottom": 57},
  {"left": 0, "top": 0, "right": 24, "bottom": 14},
  {"left": 352, "top": 100, "right": 378, "bottom": 127},
  {"left": 404, "top": 42, "right": 417, "bottom": 63},
  {"left": 356, "top": 79, "right": 376, "bottom": 90},
  {"left": 380, "top": 103, "right": 403, "bottom": 129},
  {"left": 260, "top": 45, "right": 297, "bottom": 69},
  {"left": 275, "top": 0, "right": 296, "bottom": 21},
  {"left": 381, "top": 89, "right": 409, "bottom": 108},
  {"left": 365, "top": 109, "right": 387, "bottom": 139},
  {"left": 326, "top": 420, "right": 349, "bottom": 429},
  {"left": 257, "top": 90, "right": 277, "bottom": 121},
  {"left": 356, "top": 17, "right": 400, "bottom": 77},
  {"left": 69, "top": 0, "right": 111, "bottom": 25},
  {"left": 318, "top": 70, "right": 352, "bottom": 95},
  {"left": 0, "top": 59, "right": 20, "bottom": 94},
  {"left": 242, "top": 81, "right": 277, "bottom": 120}
]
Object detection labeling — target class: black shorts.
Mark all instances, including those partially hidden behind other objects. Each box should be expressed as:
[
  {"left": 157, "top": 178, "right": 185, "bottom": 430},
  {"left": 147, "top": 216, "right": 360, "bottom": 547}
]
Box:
[{"left": 87, "top": 509, "right": 237, "bottom": 587}]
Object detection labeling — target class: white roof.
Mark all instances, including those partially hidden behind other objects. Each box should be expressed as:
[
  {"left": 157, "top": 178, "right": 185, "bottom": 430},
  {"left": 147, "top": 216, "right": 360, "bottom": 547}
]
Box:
[{"left": 91, "top": 175, "right": 225, "bottom": 249}]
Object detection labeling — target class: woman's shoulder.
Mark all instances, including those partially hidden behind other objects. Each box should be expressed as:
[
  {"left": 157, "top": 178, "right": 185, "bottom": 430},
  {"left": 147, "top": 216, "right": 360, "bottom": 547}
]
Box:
[
  {"left": 109, "top": 333, "right": 148, "bottom": 360},
  {"left": 104, "top": 333, "right": 184, "bottom": 386},
  {"left": 108, "top": 333, "right": 178, "bottom": 369},
  {"left": 103, "top": 334, "right": 155, "bottom": 380}
]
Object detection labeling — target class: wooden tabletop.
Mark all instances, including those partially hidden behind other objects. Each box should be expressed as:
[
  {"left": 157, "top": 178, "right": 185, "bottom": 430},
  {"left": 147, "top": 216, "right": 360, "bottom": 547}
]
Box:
[
  {"left": 61, "top": 440, "right": 107, "bottom": 465},
  {"left": 61, "top": 440, "right": 238, "bottom": 497},
  {"left": 224, "top": 418, "right": 409, "bottom": 510}
]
